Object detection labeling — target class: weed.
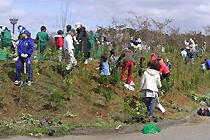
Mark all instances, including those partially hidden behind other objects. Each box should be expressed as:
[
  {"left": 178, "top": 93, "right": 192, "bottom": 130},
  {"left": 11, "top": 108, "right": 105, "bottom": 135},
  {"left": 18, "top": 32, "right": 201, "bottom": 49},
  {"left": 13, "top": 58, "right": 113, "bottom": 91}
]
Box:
[
  {"left": 102, "top": 88, "right": 114, "bottom": 100},
  {"left": 98, "top": 75, "right": 109, "bottom": 85},
  {"left": 78, "top": 51, "right": 85, "bottom": 62},
  {"left": 124, "top": 98, "right": 147, "bottom": 119},
  {"left": 110, "top": 70, "right": 121, "bottom": 85},
  {"left": 63, "top": 72, "right": 74, "bottom": 99}
]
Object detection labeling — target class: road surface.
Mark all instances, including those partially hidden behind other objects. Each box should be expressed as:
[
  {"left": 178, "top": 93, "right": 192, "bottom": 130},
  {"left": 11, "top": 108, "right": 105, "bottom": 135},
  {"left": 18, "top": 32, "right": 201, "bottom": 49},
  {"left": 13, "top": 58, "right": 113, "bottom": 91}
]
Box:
[{"left": 1, "top": 115, "right": 210, "bottom": 140}]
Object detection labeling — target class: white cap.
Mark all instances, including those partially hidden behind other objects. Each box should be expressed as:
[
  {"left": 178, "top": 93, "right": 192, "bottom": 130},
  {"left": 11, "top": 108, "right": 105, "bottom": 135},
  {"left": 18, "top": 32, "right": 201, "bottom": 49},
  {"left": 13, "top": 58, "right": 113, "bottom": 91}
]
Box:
[
  {"left": 1, "top": 26, "right": 6, "bottom": 30},
  {"left": 75, "top": 22, "right": 81, "bottom": 29}
]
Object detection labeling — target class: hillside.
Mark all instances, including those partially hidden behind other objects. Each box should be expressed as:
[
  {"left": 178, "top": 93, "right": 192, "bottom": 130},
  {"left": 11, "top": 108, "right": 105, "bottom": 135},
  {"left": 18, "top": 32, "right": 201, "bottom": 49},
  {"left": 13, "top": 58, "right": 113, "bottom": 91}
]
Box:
[{"left": 0, "top": 51, "right": 208, "bottom": 135}]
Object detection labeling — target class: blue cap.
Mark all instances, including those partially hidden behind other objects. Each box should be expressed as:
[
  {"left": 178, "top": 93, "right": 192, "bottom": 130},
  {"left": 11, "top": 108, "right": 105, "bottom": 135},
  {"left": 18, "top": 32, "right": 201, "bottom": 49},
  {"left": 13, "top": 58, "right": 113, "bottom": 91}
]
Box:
[
  {"left": 18, "top": 25, "right": 25, "bottom": 33},
  {"left": 157, "top": 56, "right": 162, "bottom": 60},
  {"left": 57, "top": 30, "right": 63, "bottom": 34},
  {"left": 21, "top": 29, "right": 30, "bottom": 34}
]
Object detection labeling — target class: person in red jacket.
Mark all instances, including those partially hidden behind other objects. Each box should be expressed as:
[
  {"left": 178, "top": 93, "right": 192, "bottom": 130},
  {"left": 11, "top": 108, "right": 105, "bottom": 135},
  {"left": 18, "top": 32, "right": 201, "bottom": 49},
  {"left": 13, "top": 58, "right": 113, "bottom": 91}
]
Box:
[
  {"left": 54, "top": 30, "right": 64, "bottom": 50},
  {"left": 157, "top": 56, "right": 170, "bottom": 81},
  {"left": 54, "top": 30, "right": 64, "bottom": 61}
]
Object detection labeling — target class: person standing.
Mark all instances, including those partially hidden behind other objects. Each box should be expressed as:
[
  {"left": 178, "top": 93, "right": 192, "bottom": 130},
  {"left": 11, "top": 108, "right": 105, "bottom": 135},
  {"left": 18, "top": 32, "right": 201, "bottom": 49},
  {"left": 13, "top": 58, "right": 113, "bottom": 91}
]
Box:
[
  {"left": 189, "top": 46, "right": 195, "bottom": 69},
  {"left": 140, "top": 62, "right": 162, "bottom": 118},
  {"left": 36, "top": 26, "right": 49, "bottom": 59},
  {"left": 0, "top": 26, "right": 12, "bottom": 51},
  {"left": 89, "top": 31, "right": 100, "bottom": 59},
  {"left": 54, "top": 30, "right": 64, "bottom": 61},
  {"left": 157, "top": 56, "right": 170, "bottom": 81},
  {"left": 63, "top": 31, "right": 77, "bottom": 74},
  {"left": 117, "top": 47, "right": 134, "bottom": 91},
  {"left": 65, "top": 25, "right": 72, "bottom": 36},
  {"left": 75, "top": 22, "right": 90, "bottom": 64},
  {"left": 14, "top": 30, "right": 34, "bottom": 85}
]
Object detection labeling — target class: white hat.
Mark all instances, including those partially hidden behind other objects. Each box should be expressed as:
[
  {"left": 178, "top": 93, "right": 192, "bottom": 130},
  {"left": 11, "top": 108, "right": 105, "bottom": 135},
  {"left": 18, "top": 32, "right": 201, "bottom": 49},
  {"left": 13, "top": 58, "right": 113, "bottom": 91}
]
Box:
[
  {"left": 75, "top": 22, "right": 81, "bottom": 29},
  {"left": 1, "top": 26, "right": 6, "bottom": 30}
]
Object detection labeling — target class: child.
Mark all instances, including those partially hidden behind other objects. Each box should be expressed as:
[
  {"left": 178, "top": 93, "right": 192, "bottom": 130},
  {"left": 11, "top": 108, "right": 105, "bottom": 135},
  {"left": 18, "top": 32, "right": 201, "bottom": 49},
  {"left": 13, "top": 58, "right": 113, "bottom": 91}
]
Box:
[
  {"left": 157, "top": 56, "right": 170, "bottom": 81},
  {"left": 202, "top": 58, "right": 210, "bottom": 72},
  {"left": 14, "top": 29, "right": 34, "bottom": 85},
  {"left": 109, "top": 49, "right": 119, "bottom": 74},
  {"left": 99, "top": 55, "right": 110, "bottom": 75},
  {"left": 140, "top": 62, "right": 162, "bottom": 118},
  {"left": 54, "top": 30, "right": 64, "bottom": 61},
  {"left": 36, "top": 26, "right": 49, "bottom": 59},
  {"left": 54, "top": 30, "right": 64, "bottom": 50}
]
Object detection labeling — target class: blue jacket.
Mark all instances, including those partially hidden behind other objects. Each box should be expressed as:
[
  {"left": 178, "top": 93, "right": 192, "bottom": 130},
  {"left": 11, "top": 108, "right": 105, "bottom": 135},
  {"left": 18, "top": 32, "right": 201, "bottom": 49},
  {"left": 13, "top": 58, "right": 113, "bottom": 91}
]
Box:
[
  {"left": 206, "top": 59, "right": 210, "bottom": 68},
  {"left": 100, "top": 60, "right": 110, "bottom": 75},
  {"left": 17, "top": 37, "right": 34, "bottom": 57}
]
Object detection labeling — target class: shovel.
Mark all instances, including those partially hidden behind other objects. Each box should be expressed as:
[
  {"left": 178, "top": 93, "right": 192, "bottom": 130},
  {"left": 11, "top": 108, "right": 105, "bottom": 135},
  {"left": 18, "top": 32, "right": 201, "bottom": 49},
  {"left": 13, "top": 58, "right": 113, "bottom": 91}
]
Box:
[
  {"left": 20, "top": 59, "right": 28, "bottom": 87},
  {"left": 156, "top": 94, "right": 166, "bottom": 113}
]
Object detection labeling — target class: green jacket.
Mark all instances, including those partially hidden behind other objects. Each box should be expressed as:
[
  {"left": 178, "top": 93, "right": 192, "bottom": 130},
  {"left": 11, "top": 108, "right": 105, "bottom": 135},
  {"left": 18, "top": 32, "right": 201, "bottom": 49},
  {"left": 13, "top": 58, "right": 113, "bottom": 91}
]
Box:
[
  {"left": 90, "top": 33, "right": 99, "bottom": 40},
  {"left": 0, "top": 29, "right": 11, "bottom": 41},
  {"left": 36, "top": 31, "right": 49, "bottom": 43}
]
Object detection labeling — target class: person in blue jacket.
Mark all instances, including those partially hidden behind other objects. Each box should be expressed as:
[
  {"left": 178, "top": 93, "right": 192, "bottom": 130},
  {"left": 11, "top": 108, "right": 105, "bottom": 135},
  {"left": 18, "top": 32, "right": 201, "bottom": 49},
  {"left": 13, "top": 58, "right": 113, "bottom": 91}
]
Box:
[
  {"left": 14, "top": 29, "right": 34, "bottom": 85},
  {"left": 205, "top": 59, "right": 210, "bottom": 70}
]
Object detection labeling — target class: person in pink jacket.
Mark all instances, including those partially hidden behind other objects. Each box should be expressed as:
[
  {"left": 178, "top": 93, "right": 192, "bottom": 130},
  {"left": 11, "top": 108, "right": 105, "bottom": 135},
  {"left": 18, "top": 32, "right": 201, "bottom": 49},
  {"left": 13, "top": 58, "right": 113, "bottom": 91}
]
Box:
[{"left": 157, "top": 56, "right": 170, "bottom": 81}]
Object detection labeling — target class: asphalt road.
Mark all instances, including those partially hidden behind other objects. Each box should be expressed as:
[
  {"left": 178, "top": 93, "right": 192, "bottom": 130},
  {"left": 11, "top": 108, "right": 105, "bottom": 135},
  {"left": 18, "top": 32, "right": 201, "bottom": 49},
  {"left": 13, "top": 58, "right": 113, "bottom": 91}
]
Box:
[{"left": 1, "top": 115, "right": 210, "bottom": 140}]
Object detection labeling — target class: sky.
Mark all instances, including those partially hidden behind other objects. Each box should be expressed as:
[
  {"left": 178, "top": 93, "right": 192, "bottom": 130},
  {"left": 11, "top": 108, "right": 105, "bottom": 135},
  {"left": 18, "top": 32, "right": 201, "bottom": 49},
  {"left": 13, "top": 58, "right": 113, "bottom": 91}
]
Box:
[{"left": 1, "top": 0, "right": 210, "bottom": 38}]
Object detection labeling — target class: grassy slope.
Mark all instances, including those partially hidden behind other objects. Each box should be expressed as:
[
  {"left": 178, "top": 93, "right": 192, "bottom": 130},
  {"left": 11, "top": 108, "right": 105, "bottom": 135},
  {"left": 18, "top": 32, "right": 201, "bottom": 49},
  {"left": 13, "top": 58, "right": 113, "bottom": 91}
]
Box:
[{"left": 0, "top": 50, "right": 209, "bottom": 135}]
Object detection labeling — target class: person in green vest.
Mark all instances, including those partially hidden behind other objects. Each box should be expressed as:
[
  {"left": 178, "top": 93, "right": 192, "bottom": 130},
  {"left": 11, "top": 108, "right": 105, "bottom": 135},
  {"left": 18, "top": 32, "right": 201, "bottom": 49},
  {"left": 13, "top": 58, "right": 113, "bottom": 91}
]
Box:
[
  {"left": 36, "top": 26, "right": 49, "bottom": 59},
  {"left": 0, "top": 26, "right": 12, "bottom": 51},
  {"left": 89, "top": 31, "right": 100, "bottom": 59}
]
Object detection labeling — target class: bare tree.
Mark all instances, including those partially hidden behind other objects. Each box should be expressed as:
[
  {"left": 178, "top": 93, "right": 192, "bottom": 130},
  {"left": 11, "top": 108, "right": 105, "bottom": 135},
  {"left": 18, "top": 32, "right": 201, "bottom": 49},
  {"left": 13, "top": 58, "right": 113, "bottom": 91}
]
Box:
[
  {"left": 55, "top": 0, "right": 78, "bottom": 32},
  {"left": 151, "top": 19, "right": 172, "bottom": 32}
]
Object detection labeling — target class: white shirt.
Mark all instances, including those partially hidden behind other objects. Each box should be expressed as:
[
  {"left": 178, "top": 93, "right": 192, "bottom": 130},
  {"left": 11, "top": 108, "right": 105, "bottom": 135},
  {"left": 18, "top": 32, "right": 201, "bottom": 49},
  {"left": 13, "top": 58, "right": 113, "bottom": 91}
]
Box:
[{"left": 63, "top": 34, "right": 74, "bottom": 54}]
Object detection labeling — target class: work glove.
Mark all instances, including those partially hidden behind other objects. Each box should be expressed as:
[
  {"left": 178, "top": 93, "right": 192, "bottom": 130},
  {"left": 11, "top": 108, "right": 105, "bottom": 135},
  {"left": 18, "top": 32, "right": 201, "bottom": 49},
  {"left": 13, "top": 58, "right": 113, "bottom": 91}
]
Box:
[
  {"left": 24, "top": 54, "right": 28, "bottom": 58},
  {"left": 59, "top": 47, "right": 62, "bottom": 51},
  {"left": 21, "top": 53, "right": 28, "bottom": 58},
  {"left": 21, "top": 53, "right": 25, "bottom": 58}
]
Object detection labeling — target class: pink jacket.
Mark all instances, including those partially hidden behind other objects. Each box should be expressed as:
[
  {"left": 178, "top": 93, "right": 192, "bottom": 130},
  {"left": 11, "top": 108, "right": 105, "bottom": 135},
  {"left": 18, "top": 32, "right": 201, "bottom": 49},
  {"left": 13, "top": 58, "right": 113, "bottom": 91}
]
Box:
[{"left": 158, "top": 62, "right": 170, "bottom": 74}]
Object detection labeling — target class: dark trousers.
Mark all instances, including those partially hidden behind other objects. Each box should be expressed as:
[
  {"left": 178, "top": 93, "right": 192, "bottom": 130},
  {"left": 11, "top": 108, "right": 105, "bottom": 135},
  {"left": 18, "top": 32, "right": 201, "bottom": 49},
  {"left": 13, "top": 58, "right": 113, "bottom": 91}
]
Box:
[{"left": 161, "top": 72, "right": 170, "bottom": 82}]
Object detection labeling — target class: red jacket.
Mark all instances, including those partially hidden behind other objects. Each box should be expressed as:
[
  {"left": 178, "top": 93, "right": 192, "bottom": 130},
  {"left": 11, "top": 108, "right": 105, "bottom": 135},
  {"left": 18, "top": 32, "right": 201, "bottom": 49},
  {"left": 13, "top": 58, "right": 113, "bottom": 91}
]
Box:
[
  {"left": 54, "top": 35, "right": 63, "bottom": 50},
  {"left": 158, "top": 61, "right": 170, "bottom": 74}
]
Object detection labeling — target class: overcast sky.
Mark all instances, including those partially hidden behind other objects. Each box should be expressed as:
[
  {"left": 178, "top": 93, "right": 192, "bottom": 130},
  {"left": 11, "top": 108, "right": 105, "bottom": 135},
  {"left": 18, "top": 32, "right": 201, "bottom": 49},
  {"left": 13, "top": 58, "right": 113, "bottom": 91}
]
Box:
[{"left": 1, "top": 0, "right": 210, "bottom": 38}]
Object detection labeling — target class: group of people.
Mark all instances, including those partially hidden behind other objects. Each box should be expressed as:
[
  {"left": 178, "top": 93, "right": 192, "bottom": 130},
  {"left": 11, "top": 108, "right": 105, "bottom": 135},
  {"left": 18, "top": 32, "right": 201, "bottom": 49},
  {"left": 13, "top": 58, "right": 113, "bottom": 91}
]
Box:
[
  {"left": 3, "top": 23, "right": 207, "bottom": 119},
  {"left": 180, "top": 38, "right": 208, "bottom": 69},
  {"left": 96, "top": 45, "right": 171, "bottom": 118},
  {"left": 0, "top": 22, "right": 98, "bottom": 85}
]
